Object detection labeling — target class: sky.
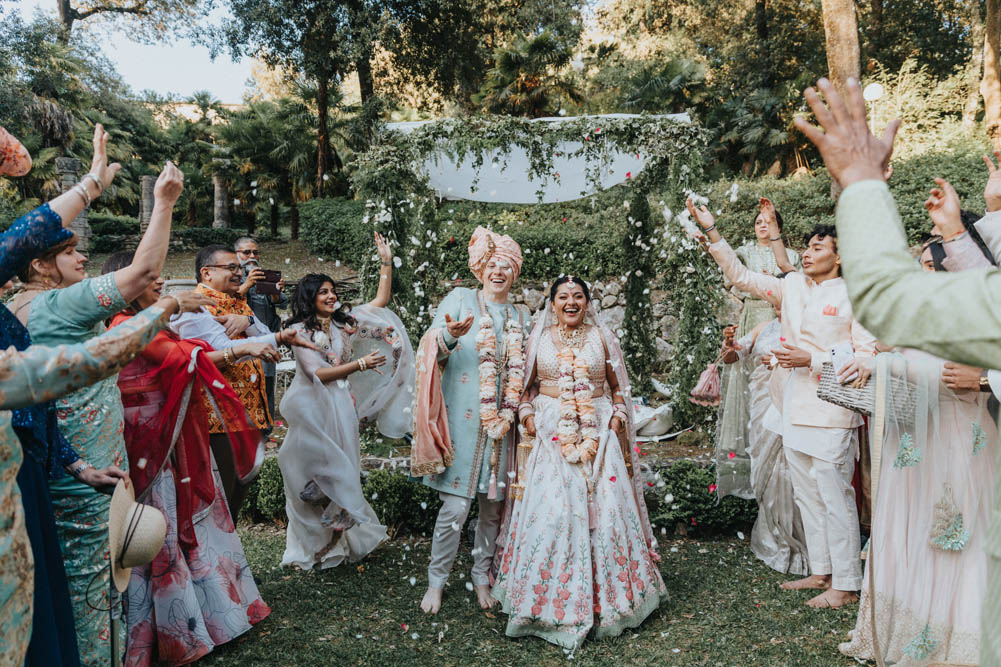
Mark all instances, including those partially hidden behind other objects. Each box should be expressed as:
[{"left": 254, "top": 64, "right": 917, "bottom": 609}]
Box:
[{"left": 14, "top": 0, "right": 255, "bottom": 104}]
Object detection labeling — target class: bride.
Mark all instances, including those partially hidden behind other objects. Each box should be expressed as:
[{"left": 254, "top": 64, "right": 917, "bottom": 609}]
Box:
[{"left": 491, "top": 275, "right": 666, "bottom": 649}]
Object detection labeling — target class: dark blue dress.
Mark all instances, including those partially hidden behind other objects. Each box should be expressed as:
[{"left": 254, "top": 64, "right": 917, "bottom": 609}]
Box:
[{"left": 1, "top": 203, "right": 82, "bottom": 667}]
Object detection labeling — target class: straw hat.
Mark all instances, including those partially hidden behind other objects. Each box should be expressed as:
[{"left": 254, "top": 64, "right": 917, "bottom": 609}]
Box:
[{"left": 109, "top": 480, "right": 167, "bottom": 592}]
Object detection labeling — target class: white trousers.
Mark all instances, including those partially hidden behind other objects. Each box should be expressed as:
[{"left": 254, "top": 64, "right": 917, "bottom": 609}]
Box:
[
  {"left": 427, "top": 491, "right": 503, "bottom": 588},
  {"left": 784, "top": 445, "right": 863, "bottom": 591}
]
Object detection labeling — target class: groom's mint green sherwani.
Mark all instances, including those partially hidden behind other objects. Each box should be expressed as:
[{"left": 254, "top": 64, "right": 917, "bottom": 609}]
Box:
[
  {"left": 425, "top": 287, "right": 528, "bottom": 500},
  {"left": 835, "top": 180, "right": 1001, "bottom": 666}
]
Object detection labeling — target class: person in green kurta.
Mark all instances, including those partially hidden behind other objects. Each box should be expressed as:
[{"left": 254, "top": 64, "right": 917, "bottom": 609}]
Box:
[
  {"left": 792, "top": 76, "right": 1001, "bottom": 666},
  {"left": 412, "top": 226, "right": 529, "bottom": 614}
]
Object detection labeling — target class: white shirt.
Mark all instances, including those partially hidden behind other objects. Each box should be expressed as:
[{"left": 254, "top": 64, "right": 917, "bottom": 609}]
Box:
[{"left": 169, "top": 308, "right": 277, "bottom": 356}]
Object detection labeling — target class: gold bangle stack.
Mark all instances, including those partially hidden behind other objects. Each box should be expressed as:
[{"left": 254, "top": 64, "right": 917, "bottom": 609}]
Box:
[
  {"left": 357, "top": 357, "right": 367, "bottom": 372},
  {"left": 223, "top": 347, "right": 236, "bottom": 366}
]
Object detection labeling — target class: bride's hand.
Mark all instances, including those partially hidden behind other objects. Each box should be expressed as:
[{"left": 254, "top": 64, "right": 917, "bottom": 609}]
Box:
[
  {"left": 610, "top": 416, "right": 623, "bottom": 433},
  {"left": 522, "top": 415, "right": 536, "bottom": 437}
]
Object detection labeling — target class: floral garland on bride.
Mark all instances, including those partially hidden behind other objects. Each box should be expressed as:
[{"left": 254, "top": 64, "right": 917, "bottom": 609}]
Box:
[{"left": 556, "top": 340, "right": 599, "bottom": 464}]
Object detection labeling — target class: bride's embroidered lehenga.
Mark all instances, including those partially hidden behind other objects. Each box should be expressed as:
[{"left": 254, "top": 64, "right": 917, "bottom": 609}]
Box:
[{"left": 491, "top": 303, "right": 666, "bottom": 649}]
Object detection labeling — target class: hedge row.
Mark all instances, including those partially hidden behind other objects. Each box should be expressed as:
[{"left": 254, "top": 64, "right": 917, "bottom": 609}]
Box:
[
  {"left": 241, "top": 457, "right": 757, "bottom": 540},
  {"left": 86, "top": 214, "right": 271, "bottom": 255},
  {"left": 299, "top": 188, "right": 632, "bottom": 284}
]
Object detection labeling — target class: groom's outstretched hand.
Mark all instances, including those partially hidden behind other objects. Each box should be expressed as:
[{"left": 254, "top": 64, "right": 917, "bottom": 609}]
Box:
[{"left": 793, "top": 77, "right": 900, "bottom": 189}]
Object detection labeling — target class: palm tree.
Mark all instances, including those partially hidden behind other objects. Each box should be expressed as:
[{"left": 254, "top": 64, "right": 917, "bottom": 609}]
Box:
[{"left": 473, "top": 31, "right": 583, "bottom": 117}]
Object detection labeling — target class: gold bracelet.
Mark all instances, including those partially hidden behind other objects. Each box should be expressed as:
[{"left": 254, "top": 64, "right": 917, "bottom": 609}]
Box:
[{"left": 358, "top": 357, "right": 367, "bottom": 372}]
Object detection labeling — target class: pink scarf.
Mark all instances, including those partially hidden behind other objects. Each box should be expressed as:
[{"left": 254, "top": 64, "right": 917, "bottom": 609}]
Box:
[{"left": 410, "top": 328, "right": 455, "bottom": 476}]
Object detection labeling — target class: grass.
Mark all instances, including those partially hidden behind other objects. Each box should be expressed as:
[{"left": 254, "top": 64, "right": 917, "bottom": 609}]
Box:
[{"left": 201, "top": 527, "right": 861, "bottom": 666}]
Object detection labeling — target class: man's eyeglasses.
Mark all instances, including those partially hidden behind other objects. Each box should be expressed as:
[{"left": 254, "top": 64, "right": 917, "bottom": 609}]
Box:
[
  {"left": 206, "top": 263, "right": 242, "bottom": 273},
  {"left": 237, "top": 249, "right": 260, "bottom": 256}
]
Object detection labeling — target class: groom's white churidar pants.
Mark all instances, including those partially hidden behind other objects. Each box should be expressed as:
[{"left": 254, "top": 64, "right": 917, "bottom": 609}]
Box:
[
  {"left": 427, "top": 491, "right": 503, "bottom": 589},
  {"left": 783, "top": 427, "right": 863, "bottom": 592}
]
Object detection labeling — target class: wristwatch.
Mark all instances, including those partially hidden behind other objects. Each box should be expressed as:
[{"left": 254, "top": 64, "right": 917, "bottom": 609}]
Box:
[{"left": 980, "top": 369, "right": 992, "bottom": 393}]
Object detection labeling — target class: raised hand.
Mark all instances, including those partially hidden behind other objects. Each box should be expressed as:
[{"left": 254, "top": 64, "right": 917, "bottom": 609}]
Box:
[
  {"left": 793, "top": 77, "right": 901, "bottom": 189},
  {"left": 89, "top": 123, "right": 122, "bottom": 191},
  {"left": 444, "top": 312, "right": 475, "bottom": 339},
  {"left": 375, "top": 232, "right": 393, "bottom": 264},
  {"left": 984, "top": 151, "right": 1001, "bottom": 213},
  {"left": 153, "top": 161, "right": 184, "bottom": 207},
  {"left": 685, "top": 197, "right": 715, "bottom": 230},
  {"left": 925, "top": 178, "right": 964, "bottom": 240}
]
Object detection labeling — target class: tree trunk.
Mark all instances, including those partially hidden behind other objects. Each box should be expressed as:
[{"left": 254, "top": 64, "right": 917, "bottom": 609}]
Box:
[
  {"left": 754, "top": 0, "right": 773, "bottom": 88},
  {"left": 985, "top": 0, "right": 1001, "bottom": 149},
  {"left": 270, "top": 201, "right": 279, "bottom": 237},
  {"left": 316, "top": 74, "right": 330, "bottom": 197},
  {"left": 290, "top": 200, "right": 300, "bottom": 241},
  {"left": 821, "top": 0, "right": 861, "bottom": 95},
  {"left": 964, "top": 2, "right": 986, "bottom": 130},
  {"left": 56, "top": 0, "right": 75, "bottom": 41},
  {"left": 870, "top": 0, "right": 883, "bottom": 49},
  {"left": 357, "top": 54, "right": 375, "bottom": 103},
  {"left": 212, "top": 174, "right": 230, "bottom": 229}
]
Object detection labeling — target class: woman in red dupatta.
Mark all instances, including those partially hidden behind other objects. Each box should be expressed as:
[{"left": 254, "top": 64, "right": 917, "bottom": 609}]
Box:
[{"left": 103, "top": 254, "right": 274, "bottom": 667}]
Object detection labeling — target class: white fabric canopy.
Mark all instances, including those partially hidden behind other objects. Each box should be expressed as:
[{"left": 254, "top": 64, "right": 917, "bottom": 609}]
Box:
[{"left": 386, "top": 113, "right": 690, "bottom": 204}]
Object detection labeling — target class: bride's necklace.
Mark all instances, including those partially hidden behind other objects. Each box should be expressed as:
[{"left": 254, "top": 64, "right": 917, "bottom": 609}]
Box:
[{"left": 558, "top": 323, "right": 586, "bottom": 349}]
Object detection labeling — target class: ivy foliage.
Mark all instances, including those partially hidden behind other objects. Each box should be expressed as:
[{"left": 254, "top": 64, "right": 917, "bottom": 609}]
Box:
[{"left": 344, "top": 113, "right": 709, "bottom": 391}]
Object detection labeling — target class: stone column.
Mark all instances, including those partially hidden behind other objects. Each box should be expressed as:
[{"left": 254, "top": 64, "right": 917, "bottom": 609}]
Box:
[
  {"left": 212, "top": 173, "right": 229, "bottom": 229},
  {"left": 139, "top": 174, "right": 155, "bottom": 235},
  {"left": 55, "top": 157, "right": 91, "bottom": 252}
]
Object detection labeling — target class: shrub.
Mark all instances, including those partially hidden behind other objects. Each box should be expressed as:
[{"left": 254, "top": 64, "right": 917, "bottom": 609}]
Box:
[
  {"left": 362, "top": 469, "right": 443, "bottom": 538},
  {"left": 88, "top": 213, "right": 139, "bottom": 236},
  {"left": 172, "top": 226, "right": 249, "bottom": 248},
  {"left": 299, "top": 197, "right": 370, "bottom": 264},
  {"left": 645, "top": 459, "right": 757, "bottom": 537},
  {"left": 251, "top": 456, "right": 287, "bottom": 522}
]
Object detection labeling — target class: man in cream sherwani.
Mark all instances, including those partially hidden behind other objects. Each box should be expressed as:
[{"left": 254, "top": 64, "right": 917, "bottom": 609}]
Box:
[{"left": 689, "top": 204, "right": 876, "bottom": 608}]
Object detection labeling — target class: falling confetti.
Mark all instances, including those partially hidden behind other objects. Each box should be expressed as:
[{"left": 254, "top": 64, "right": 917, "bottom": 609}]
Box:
[
  {"left": 465, "top": 581, "right": 474, "bottom": 592},
  {"left": 409, "top": 576, "right": 416, "bottom": 586}
]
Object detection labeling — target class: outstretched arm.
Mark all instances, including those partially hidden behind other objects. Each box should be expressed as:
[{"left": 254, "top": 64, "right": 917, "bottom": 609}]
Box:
[
  {"left": 369, "top": 232, "right": 393, "bottom": 309},
  {"left": 796, "top": 77, "right": 1001, "bottom": 368},
  {"left": 114, "top": 162, "right": 183, "bottom": 302},
  {"left": 687, "top": 199, "right": 783, "bottom": 306},
  {"left": 760, "top": 198, "right": 796, "bottom": 273}
]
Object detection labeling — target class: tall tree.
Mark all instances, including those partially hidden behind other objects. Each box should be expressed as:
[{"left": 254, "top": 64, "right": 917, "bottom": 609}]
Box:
[
  {"left": 54, "top": 0, "right": 203, "bottom": 41},
  {"left": 986, "top": 0, "right": 1001, "bottom": 149},
  {"left": 820, "top": 0, "right": 861, "bottom": 93},
  {"left": 963, "top": 0, "right": 985, "bottom": 130}
]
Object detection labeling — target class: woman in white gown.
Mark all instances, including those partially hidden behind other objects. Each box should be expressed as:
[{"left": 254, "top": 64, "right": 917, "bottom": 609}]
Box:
[
  {"left": 492, "top": 276, "right": 666, "bottom": 649},
  {"left": 278, "top": 233, "right": 415, "bottom": 570}
]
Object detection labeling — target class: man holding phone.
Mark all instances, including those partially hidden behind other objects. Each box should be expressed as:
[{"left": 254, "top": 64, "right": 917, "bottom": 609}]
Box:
[{"left": 236, "top": 236, "right": 288, "bottom": 421}]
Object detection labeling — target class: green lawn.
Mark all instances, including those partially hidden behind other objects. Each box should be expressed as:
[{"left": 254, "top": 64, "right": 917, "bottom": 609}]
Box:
[{"left": 202, "top": 527, "right": 862, "bottom": 666}]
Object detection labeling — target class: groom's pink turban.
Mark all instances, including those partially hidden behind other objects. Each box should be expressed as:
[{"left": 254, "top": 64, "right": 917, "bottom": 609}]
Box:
[{"left": 467, "top": 226, "right": 523, "bottom": 282}]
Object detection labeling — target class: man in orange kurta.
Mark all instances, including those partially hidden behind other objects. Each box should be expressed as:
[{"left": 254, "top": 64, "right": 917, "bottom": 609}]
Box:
[{"left": 189, "top": 244, "right": 270, "bottom": 517}]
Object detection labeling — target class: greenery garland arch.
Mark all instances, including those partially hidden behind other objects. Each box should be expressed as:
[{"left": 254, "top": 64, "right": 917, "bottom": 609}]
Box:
[{"left": 351, "top": 114, "right": 722, "bottom": 423}]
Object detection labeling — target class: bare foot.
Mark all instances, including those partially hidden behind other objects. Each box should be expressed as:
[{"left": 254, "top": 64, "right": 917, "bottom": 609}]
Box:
[
  {"left": 475, "top": 584, "right": 498, "bottom": 610},
  {"left": 780, "top": 575, "right": 831, "bottom": 591},
  {"left": 420, "top": 586, "right": 443, "bottom": 614},
  {"left": 806, "top": 588, "right": 858, "bottom": 609}
]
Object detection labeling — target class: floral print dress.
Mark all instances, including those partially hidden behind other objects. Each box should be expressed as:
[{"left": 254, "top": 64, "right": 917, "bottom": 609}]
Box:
[{"left": 492, "top": 326, "right": 667, "bottom": 649}]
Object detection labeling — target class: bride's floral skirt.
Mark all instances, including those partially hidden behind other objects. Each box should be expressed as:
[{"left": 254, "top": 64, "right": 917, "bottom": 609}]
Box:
[{"left": 491, "top": 395, "right": 667, "bottom": 649}]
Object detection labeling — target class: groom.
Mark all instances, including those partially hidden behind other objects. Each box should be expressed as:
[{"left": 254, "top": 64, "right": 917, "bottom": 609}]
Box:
[{"left": 411, "top": 227, "right": 529, "bottom": 614}]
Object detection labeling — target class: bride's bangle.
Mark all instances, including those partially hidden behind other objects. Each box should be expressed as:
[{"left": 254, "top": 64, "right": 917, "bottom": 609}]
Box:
[
  {"left": 518, "top": 402, "right": 534, "bottom": 424},
  {"left": 612, "top": 403, "right": 628, "bottom": 421}
]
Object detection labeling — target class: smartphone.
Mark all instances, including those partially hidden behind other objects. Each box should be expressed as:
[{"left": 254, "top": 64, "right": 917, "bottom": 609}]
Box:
[
  {"left": 255, "top": 269, "right": 282, "bottom": 296},
  {"left": 830, "top": 342, "right": 858, "bottom": 384}
]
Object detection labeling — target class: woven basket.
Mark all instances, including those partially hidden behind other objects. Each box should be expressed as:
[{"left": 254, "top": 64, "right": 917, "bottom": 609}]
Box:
[{"left": 816, "top": 362, "right": 916, "bottom": 423}]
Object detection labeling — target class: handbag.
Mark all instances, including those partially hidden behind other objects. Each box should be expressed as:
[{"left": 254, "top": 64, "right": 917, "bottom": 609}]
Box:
[
  {"left": 816, "top": 362, "right": 916, "bottom": 423},
  {"left": 689, "top": 354, "right": 724, "bottom": 407}
]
